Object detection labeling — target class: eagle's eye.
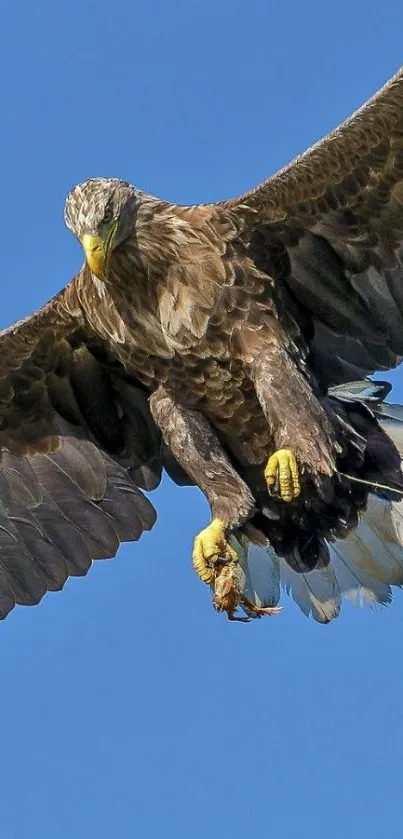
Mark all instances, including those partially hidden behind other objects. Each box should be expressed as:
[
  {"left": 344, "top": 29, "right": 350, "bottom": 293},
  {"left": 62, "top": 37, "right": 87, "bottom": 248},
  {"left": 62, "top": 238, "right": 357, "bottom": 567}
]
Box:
[{"left": 102, "top": 205, "right": 114, "bottom": 225}]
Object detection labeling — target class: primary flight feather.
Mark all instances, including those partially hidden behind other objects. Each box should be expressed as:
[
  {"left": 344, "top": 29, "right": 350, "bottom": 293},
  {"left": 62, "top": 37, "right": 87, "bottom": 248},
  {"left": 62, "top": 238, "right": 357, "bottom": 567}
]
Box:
[{"left": 2, "top": 67, "right": 403, "bottom": 622}]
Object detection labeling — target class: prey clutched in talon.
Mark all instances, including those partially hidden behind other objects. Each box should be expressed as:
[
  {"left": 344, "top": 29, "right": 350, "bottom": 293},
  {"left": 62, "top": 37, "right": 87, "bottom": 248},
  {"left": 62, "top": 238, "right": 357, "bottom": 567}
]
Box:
[
  {"left": 192, "top": 518, "right": 238, "bottom": 586},
  {"left": 193, "top": 520, "right": 284, "bottom": 622},
  {"left": 213, "top": 563, "right": 283, "bottom": 621},
  {"left": 265, "top": 448, "right": 300, "bottom": 502}
]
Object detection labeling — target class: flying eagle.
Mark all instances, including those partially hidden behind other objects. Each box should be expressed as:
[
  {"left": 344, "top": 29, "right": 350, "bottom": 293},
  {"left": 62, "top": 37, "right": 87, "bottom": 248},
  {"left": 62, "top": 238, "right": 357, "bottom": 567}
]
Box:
[{"left": 2, "top": 68, "right": 403, "bottom": 624}]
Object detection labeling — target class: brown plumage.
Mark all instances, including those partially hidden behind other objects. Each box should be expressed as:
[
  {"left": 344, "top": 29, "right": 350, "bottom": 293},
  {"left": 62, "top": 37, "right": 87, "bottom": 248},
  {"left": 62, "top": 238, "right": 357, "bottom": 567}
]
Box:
[{"left": 2, "top": 67, "right": 403, "bottom": 622}]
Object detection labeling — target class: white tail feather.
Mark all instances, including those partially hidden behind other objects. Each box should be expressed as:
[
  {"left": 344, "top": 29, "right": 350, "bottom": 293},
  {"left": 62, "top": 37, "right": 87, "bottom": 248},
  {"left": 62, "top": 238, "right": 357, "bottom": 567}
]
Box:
[
  {"left": 279, "top": 559, "right": 341, "bottom": 622},
  {"left": 328, "top": 531, "right": 393, "bottom": 608}
]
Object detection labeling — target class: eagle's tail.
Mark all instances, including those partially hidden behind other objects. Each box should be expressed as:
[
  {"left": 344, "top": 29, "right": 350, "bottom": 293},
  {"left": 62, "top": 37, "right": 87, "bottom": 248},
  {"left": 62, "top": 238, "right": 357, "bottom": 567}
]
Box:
[{"left": 232, "top": 380, "right": 403, "bottom": 622}]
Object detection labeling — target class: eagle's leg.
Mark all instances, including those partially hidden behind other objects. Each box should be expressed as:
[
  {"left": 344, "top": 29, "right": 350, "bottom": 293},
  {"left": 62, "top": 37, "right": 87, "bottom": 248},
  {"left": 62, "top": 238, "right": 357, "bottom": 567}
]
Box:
[
  {"left": 149, "top": 387, "right": 255, "bottom": 612},
  {"left": 247, "top": 333, "right": 336, "bottom": 498}
]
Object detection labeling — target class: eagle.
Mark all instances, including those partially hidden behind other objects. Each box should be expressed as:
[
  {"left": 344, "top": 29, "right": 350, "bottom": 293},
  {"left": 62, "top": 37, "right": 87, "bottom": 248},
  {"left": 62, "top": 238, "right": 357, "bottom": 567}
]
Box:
[{"left": 2, "top": 67, "right": 403, "bottom": 624}]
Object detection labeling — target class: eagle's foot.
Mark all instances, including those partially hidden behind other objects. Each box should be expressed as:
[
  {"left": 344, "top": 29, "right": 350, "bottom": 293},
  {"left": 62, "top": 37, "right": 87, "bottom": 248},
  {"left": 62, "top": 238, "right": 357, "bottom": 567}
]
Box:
[
  {"left": 192, "top": 518, "right": 238, "bottom": 586},
  {"left": 265, "top": 448, "right": 300, "bottom": 502}
]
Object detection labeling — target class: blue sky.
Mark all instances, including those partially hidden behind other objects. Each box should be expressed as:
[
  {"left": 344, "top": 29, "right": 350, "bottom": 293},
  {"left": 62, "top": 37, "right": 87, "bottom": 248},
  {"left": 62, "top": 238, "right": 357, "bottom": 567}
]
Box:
[{"left": 0, "top": 1, "right": 402, "bottom": 837}]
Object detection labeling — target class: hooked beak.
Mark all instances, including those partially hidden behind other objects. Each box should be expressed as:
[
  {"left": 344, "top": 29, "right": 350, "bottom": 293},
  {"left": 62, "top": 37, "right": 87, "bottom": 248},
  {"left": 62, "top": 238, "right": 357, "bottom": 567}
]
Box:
[{"left": 81, "top": 224, "right": 117, "bottom": 279}]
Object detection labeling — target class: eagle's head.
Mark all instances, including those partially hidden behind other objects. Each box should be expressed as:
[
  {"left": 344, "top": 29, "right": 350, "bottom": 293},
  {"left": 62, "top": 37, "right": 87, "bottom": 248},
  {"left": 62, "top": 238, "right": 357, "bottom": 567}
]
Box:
[{"left": 64, "top": 177, "right": 141, "bottom": 279}]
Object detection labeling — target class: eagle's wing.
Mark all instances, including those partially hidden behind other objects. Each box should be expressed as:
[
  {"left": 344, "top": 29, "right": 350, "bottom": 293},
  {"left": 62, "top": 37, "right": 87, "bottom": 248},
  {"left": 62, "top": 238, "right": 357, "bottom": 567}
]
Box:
[
  {"left": 222, "top": 66, "right": 403, "bottom": 385},
  {"left": 0, "top": 267, "right": 174, "bottom": 619}
]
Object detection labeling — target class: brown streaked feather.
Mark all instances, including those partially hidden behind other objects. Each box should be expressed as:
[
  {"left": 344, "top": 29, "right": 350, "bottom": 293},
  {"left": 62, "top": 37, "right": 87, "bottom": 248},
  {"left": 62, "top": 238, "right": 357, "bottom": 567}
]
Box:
[{"left": 220, "top": 66, "right": 403, "bottom": 384}]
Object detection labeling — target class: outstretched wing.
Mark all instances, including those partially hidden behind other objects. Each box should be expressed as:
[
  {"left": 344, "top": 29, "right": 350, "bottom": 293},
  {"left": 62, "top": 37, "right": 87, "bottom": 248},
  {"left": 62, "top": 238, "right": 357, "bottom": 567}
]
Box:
[
  {"left": 222, "top": 66, "right": 403, "bottom": 385},
  {"left": 0, "top": 267, "right": 168, "bottom": 619}
]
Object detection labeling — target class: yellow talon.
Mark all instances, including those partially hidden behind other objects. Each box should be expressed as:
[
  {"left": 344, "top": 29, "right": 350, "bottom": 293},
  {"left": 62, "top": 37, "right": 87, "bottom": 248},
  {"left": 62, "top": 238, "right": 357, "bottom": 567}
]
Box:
[
  {"left": 192, "top": 518, "right": 238, "bottom": 586},
  {"left": 264, "top": 448, "right": 300, "bottom": 502}
]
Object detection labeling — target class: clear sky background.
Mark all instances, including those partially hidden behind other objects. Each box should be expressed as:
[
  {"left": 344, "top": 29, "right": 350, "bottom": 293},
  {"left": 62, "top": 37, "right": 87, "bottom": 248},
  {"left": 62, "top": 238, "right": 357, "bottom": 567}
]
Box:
[{"left": 0, "top": 2, "right": 402, "bottom": 837}]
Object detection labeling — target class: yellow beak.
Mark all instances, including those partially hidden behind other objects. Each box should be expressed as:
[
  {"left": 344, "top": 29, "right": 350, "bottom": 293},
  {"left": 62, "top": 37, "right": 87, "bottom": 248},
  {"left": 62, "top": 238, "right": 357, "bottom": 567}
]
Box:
[{"left": 81, "top": 234, "right": 108, "bottom": 279}]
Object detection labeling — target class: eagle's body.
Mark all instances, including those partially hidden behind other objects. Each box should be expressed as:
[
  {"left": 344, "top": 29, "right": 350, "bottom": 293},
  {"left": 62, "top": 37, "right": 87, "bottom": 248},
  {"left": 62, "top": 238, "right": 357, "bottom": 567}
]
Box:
[
  {"left": 2, "top": 67, "right": 403, "bottom": 622},
  {"left": 76, "top": 198, "right": 323, "bottom": 451},
  {"left": 77, "top": 201, "right": 280, "bottom": 463},
  {"left": 67, "top": 193, "right": 400, "bottom": 587}
]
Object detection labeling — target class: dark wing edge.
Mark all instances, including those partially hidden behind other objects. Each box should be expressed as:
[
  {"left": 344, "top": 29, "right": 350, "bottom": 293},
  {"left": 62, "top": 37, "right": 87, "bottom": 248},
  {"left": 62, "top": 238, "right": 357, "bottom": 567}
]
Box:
[
  {"left": 222, "top": 66, "right": 403, "bottom": 217},
  {"left": 0, "top": 270, "right": 165, "bottom": 619},
  {"left": 221, "top": 67, "right": 403, "bottom": 385}
]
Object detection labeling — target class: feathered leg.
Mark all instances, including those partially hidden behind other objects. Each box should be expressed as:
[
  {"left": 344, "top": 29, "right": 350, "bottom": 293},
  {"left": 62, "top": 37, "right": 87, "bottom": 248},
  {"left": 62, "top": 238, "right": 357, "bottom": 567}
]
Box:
[
  {"left": 149, "top": 386, "right": 258, "bottom": 617},
  {"left": 244, "top": 328, "right": 338, "bottom": 497}
]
